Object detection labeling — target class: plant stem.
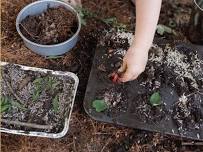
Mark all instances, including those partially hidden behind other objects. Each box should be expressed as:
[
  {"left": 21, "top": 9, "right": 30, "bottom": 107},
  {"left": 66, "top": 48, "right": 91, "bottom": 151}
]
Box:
[
  {"left": 182, "top": 142, "right": 203, "bottom": 146},
  {"left": 1, "top": 119, "right": 53, "bottom": 130},
  {"left": 19, "top": 23, "right": 39, "bottom": 40}
]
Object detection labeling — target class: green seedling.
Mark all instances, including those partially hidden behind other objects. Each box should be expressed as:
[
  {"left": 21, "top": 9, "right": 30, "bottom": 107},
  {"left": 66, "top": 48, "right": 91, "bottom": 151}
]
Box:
[
  {"left": 11, "top": 100, "right": 27, "bottom": 111},
  {"left": 75, "top": 6, "right": 127, "bottom": 31},
  {"left": 92, "top": 99, "right": 108, "bottom": 112},
  {"left": 102, "top": 17, "right": 117, "bottom": 25},
  {"left": 32, "top": 77, "right": 44, "bottom": 101},
  {"left": 150, "top": 92, "right": 162, "bottom": 106},
  {"left": 75, "top": 6, "right": 97, "bottom": 26},
  {"left": 46, "top": 77, "right": 60, "bottom": 91},
  {"left": 32, "top": 77, "right": 60, "bottom": 102},
  {"left": 156, "top": 24, "right": 177, "bottom": 36},
  {"left": 32, "top": 90, "right": 40, "bottom": 102},
  {"left": 52, "top": 95, "right": 59, "bottom": 113},
  {"left": 0, "top": 96, "right": 26, "bottom": 113},
  {"left": 102, "top": 17, "right": 127, "bottom": 31},
  {"left": 0, "top": 96, "right": 11, "bottom": 113}
]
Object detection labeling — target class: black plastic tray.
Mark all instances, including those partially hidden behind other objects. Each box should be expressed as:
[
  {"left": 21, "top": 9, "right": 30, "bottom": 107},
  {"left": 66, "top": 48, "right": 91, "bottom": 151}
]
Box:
[{"left": 84, "top": 42, "right": 203, "bottom": 141}]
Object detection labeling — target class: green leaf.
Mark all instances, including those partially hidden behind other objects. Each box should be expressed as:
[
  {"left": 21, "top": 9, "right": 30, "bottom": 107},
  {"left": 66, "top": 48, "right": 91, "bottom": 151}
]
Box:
[
  {"left": 32, "top": 78, "right": 43, "bottom": 102},
  {"left": 52, "top": 81, "right": 60, "bottom": 90},
  {"left": 52, "top": 95, "right": 59, "bottom": 113},
  {"left": 102, "top": 17, "right": 127, "bottom": 31},
  {"left": 1, "top": 104, "right": 10, "bottom": 113},
  {"left": 157, "top": 24, "right": 173, "bottom": 35},
  {"left": 33, "top": 77, "right": 43, "bottom": 84},
  {"left": 32, "top": 90, "right": 40, "bottom": 102},
  {"left": 32, "top": 77, "right": 60, "bottom": 102},
  {"left": 11, "top": 100, "right": 26, "bottom": 111},
  {"left": 102, "top": 17, "right": 117, "bottom": 25},
  {"left": 0, "top": 96, "right": 11, "bottom": 113},
  {"left": 150, "top": 92, "right": 162, "bottom": 106},
  {"left": 75, "top": 6, "right": 96, "bottom": 26},
  {"left": 80, "top": 18, "right": 87, "bottom": 26},
  {"left": 46, "top": 77, "right": 60, "bottom": 90},
  {"left": 92, "top": 100, "right": 108, "bottom": 112}
]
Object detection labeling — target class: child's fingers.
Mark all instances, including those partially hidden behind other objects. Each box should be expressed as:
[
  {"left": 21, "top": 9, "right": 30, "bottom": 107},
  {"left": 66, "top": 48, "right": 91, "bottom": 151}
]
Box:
[
  {"left": 118, "top": 62, "right": 127, "bottom": 73},
  {"left": 118, "top": 69, "right": 134, "bottom": 82}
]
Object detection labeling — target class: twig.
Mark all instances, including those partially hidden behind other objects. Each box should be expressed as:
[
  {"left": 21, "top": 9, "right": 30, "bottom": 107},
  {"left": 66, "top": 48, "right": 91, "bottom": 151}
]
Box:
[
  {"left": 94, "top": 132, "right": 111, "bottom": 135},
  {"left": 90, "top": 119, "right": 97, "bottom": 134},
  {"left": 66, "top": 142, "right": 74, "bottom": 147},
  {"left": 1, "top": 119, "right": 53, "bottom": 130},
  {"left": 19, "top": 23, "right": 39, "bottom": 40},
  {"left": 182, "top": 141, "right": 203, "bottom": 146},
  {"left": 73, "top": 136, "right": 77, "bottom": 152},
  {"left": 198, "top": 91, "right": 203, "bottom": 95},
  {"left": 101, "top": 136, "right": 112, "bottom": 152},
  {"left": 185, "top": 91, "right": 203, "bottom": 97},
  {"left": 86, "top": 144, "right": 91, "bottom": 152}
]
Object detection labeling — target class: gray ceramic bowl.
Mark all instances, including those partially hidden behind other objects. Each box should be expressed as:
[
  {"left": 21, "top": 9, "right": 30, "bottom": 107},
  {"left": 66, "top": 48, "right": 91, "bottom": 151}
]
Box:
[{"left": 16, "top": 0, "right": 81, "bottom": 56}]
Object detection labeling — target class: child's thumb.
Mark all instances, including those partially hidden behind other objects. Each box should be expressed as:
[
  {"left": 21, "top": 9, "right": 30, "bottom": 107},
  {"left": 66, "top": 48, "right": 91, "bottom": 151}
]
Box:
[
  {"left": 118, "top": 62, "right": 127, "bottom": 73},
  {"left": 119, "top": 69, "right": 134, "bottom": 82}
]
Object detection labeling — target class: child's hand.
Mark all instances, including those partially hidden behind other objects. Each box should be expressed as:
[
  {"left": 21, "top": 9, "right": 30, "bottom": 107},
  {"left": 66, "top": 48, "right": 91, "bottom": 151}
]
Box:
[
  {"left": 114, "top": 0, "right": 162, "bottom": 82},
  {"left": 118, "top": 45, "right": 148, "bottom": 82}
]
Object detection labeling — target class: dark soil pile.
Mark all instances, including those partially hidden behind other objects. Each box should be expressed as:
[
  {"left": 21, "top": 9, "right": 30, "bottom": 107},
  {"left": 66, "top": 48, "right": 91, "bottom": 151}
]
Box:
[
  {"left": 20, "top": 6, "right": 78, "bottom": 45},
  {"left": 1, "top": 64, "right": 75, "bottom": 133},
  {"left": 173, "top": 94, "right": 203, "bottom": 135},
  {"left": 97, "top": 86, "right": 128, "bottom": 115}
]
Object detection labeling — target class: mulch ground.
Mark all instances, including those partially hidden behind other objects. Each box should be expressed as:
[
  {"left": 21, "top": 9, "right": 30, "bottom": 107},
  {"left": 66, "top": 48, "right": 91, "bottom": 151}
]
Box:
[{"left": 1, "top": 0, "right": 203, "bottom": 151}]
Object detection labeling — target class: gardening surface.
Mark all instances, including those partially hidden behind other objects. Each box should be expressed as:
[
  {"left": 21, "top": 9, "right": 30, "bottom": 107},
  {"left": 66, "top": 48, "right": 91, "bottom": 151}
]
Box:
[
  {"left": 1, "top": 0, "right": 203, "bottom": 151},
  {"left": 84, "top": 32, "right": 203, "bottom": 140}
]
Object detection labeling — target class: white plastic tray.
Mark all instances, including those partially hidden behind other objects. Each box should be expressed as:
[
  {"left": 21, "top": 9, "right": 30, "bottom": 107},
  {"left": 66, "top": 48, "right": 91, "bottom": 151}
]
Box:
[{"left": 0, "top": 62, "right": 79, "bottom": 138}]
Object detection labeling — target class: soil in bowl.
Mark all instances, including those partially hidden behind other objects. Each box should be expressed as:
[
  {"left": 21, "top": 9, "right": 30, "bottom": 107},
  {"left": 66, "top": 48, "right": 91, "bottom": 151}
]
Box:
[
  {"left": 1, "top": 63, "right": 76, "bottom": 133},
  {"left": 19, "top": 6, "right": 78, "bottom": 45}
]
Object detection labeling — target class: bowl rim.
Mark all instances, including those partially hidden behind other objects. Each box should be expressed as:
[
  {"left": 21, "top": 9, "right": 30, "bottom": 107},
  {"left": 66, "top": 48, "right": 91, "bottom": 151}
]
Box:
[{"left": 16, "top": 0, "right": 81, "bottom": 48}]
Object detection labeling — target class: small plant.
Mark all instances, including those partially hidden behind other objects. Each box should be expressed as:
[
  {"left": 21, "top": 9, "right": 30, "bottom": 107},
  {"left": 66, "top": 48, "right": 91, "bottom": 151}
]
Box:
[
  {"left": 156, "top": 24, "right": 177, "bottom": 36},
  {"left": 45, "top": 77, "right": 60, "bottom": 91},
  {"left": 52, "top": 95, "right": 59, "bottom": 113},
  {"left": 0, "top": 96, "right": 11, "bottom": 113},
  {"left": 32, "top": 77, "right": 60, "bottom": 102},
  {"left": 75, "top": 6, "right": 96, "bottom": 26},
  {"left": 75, "top": 6, "right": 127, "bottom": 31},
  {"left": 32, "top": 77, "right": 44, "bottom": 101},
  {"left": 102, "top": 17, "right": 127, "bottom": 31},
  {"left": 92, "top": 99, "right": 108, "bottom": 112},
  {"left": 11, "top": 99, "right": 27, "bottom": 111},
  {"left": 0, "top": 96, "right": 26, "bottom": 113},
  {"left": 149, "top": 92, "right": 162, "bottom": 106}
]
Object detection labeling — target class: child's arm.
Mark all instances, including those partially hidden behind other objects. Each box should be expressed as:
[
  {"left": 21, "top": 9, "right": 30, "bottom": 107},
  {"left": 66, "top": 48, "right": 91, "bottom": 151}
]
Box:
[{"left": 119, "top": 0, "right": 162, "bottom": 82}]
